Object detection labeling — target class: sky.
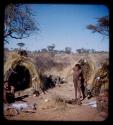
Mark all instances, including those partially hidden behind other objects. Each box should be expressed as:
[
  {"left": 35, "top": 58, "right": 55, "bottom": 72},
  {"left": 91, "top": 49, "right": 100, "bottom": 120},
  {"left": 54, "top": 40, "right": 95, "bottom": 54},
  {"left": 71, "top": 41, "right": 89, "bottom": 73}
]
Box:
[{"left": 5, "top": 4, "right": 109, "bottom": 52}]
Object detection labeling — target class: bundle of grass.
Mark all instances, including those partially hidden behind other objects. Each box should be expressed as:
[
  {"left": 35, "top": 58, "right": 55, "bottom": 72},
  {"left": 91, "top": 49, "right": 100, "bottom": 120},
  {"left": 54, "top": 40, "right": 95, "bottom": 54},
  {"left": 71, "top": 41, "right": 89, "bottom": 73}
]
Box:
[
  {"left": 4, "top": 52, "right": 42, "bottom": 95},
  {"left": 91, "top": 60, "right": 109, "bottom": 96},
  {"left": 78, "top": 58, "right": 94, "bottom": 83}
]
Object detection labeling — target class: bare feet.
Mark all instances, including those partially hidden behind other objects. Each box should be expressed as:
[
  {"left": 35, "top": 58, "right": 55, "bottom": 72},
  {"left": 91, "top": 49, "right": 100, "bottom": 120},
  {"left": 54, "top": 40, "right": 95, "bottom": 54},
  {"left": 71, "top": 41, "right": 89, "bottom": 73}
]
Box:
[
  {"left": 80, "top": 96, "right": 86, "bottom": 101},
  {"left": 74, "top": 98, "right": 82, "bottom": 105},
  {"left": 76, "top": 98, "right": 82, "bottom": 105}
]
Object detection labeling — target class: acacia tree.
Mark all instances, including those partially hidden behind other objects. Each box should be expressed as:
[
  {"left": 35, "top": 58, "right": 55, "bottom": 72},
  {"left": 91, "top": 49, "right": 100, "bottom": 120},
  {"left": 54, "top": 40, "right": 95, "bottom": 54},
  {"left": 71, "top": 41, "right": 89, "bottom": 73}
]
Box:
[
  {"left": 4, "top": 4, "right": 38, "bottom": 43},
  {"left": 17, "top": 42, "right": 25, "bottom": 50},
  {"left": 87, "top": 16, "right": 109, "bottom": 37},
  {"left": 76, "top": 48, "right": 89, "bottom": 53},
  {"left": 47, "top": 44, "right": 55, "bottom": 52},
  {"left": 41, "top": 48, "right": 48, "bottom": 53},
  {"left": 65, "top": 47, "right": 72, "bottom": 54}
]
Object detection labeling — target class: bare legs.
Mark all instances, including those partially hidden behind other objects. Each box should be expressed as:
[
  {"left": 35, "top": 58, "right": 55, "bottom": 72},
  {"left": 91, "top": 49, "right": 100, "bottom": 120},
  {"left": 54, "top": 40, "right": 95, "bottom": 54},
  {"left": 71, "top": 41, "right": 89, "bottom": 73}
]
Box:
[
  {"left": 74, "top": 82, "right": 77, "bottom": 100},
  {"left": 73, "top": 80, "right": 83, "bottom": 105},
  {"left": 81, "top": 84, "right": 86, "bottom": 99},
  {"left": 77, "top": 81, "right": 82, "bottom": 99},
  {"left": 74, "top": 81, "right": 81, "bottom": 100}
]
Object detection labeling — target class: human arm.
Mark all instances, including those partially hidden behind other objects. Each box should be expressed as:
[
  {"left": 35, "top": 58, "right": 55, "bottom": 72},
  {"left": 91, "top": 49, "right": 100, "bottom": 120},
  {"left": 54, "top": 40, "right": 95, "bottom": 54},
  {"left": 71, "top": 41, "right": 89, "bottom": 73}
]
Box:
[{"left": 10, "top": 86, "right": 15, "bottom": 94}]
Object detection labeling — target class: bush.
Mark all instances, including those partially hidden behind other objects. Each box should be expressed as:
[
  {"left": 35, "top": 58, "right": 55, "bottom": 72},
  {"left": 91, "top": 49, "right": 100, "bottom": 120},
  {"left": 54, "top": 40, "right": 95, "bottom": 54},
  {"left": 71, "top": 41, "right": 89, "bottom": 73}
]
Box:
[{"left": 34, "top": 54, "right": 67, "bottom": 72}]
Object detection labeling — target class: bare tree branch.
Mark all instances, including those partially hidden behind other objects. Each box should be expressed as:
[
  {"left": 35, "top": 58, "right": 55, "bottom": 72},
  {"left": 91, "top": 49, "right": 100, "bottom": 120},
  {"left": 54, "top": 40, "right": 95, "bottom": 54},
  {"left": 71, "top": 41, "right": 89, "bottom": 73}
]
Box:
[
  {"left": 87, "top": 16, "right": 109, "bottom": 37},
  {"left": 4, "top": 4, "right": 38, "bottom": 43}
]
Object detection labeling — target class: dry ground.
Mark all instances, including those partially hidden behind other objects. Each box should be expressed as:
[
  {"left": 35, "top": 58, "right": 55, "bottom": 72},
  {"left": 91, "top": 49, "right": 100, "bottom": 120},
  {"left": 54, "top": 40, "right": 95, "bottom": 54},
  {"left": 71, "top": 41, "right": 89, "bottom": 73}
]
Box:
[{"left": 4, "top": 80, "right": 107, "bottom": 121}]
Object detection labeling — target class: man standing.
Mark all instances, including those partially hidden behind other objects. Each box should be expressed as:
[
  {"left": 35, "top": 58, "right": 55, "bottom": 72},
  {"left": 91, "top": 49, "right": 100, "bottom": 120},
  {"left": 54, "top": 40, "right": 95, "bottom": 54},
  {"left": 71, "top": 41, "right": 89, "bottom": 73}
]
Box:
[{"left": 73, "top": 64, "right": 86, "bottom": 104}]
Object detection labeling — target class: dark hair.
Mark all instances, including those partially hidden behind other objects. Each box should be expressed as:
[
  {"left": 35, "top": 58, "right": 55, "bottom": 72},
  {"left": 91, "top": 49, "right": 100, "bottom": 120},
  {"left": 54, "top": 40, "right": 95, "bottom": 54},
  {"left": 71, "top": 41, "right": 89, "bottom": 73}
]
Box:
[
  {"left": 4, "top": 81, "right": 9, "bottom": 83},
  {"left": 75, "top": 64, "right": 81, "bottom": 69}
]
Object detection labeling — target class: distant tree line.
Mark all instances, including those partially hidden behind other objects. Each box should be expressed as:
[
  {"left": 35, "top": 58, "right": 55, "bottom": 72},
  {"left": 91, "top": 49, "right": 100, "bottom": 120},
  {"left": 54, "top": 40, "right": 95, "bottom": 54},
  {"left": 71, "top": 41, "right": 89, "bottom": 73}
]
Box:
[
  {"left": 4, "top": 44, "right": 108, "bottom": 56},
  {"left": 76, "top": 48, "right": 95, "bottom": 53},
  {"left": 76, "top": 48, "right": 108, "bottom": 54},
  {"left": 33, "top": 44, "right": 72, "bottom": 55},
  {"left": 4, "top": 46, "right": 108, "bottom": 55},
  {"left": 32, "top": 47, "right": 108, "bottom": 55}
]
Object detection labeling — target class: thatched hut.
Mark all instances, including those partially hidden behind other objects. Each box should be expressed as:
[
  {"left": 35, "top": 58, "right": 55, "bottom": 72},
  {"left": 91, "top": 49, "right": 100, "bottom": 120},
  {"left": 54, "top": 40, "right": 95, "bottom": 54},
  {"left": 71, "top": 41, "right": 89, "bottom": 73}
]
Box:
[
  {"left": 78, "top": 58, "right": 96, "bottom": 84},
  {"left": 4, "top": 52, "right": 42, "bottom": 93},
  {"left": 91, "top": 60, "right": 109, "bottom": 96}
]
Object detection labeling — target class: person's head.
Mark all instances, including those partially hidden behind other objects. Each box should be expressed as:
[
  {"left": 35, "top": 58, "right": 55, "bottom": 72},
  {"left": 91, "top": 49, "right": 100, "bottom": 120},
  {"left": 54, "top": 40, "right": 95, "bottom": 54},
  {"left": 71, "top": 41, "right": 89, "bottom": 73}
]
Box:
[
  {"left": 75, "top": 64, "right": 81, "bottom": 70},
  {"left": 4, "top": 81, "right": 9, "bottom": 88}
]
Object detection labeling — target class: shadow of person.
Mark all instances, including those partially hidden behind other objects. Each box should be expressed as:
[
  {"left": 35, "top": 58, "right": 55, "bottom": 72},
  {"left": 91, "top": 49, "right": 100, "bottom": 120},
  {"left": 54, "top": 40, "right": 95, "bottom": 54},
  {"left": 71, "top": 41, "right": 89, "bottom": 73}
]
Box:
[{"left": 15, "top": 95, "right": 28, "bottom": 102}]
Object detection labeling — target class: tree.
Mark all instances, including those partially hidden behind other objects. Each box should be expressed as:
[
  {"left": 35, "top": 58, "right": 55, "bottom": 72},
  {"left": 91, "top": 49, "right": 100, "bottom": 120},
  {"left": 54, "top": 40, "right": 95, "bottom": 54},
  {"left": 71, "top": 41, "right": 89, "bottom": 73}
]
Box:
[
  {"left": 76, "top": 49, "right": 82, "bottom": 53},
  {"left": 17, "top": 42, "right": 25, "bottom": 50},
  {"left": 87, "top": 16, "right": 109, "bottom": 36},
  {"left": 91, "top": 49, "right": 95, "bottom": 53},
  {"left": 76, "top": 48, "right": 85, "bottom": 53},
  {"left": 76, "top": 48, "right": 90, "bottom": 53},
  {"left": 47, "top": 44, "right": 55, "bottom": 52},
  {"left": 13, "top": 48, "right": 19, "bottom": 52},
  {"left": 41, "top": 48, "right": 48, "bottom": 53},
  {"left": 4, "top": 4, "right": 38, "bottom": 43},
  {"left": 59, "top": 50, "right": 65, "bottom": 54},
  {"left": 65, "top": 47, "right": 72, "bottom": 54}
]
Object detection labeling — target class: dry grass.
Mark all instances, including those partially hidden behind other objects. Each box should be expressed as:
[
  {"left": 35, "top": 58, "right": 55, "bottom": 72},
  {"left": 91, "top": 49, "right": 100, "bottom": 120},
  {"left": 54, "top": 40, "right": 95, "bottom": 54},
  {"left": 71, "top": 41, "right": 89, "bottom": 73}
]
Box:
[
  {"left": 4, "top": 52, "right": 41, "bottom": 92},
  {"left": 34, "top": 53, "right": 68, "bottom": 73}
]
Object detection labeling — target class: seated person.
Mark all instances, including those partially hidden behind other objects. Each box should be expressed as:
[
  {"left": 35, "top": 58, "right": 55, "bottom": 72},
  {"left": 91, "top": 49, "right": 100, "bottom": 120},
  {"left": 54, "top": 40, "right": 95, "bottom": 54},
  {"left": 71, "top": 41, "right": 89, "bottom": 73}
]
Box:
[{"left": 3, "top": 81, "right": 15, "bottom": 103}]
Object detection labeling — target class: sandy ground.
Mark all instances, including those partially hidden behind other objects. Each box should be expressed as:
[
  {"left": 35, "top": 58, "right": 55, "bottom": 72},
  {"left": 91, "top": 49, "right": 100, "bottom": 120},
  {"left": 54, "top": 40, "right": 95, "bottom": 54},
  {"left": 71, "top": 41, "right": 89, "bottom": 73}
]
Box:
[{"left": 4, "top": 81, "right": 107, "bottom": 121}]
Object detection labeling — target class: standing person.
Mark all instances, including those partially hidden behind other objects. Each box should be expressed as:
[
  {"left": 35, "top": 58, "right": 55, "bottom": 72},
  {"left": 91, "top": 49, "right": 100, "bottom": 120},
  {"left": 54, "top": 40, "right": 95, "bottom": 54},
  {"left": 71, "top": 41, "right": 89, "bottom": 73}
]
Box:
[{"left": 73, "top": 64, "right": 85, "bottom": 104}]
